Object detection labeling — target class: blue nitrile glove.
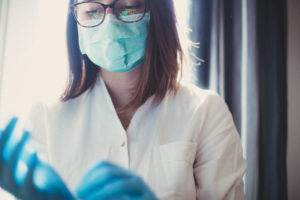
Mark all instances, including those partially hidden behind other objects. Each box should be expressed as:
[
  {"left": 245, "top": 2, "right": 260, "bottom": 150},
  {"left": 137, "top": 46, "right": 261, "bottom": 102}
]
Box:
[
  {"left": 0, "top": 117, "right": 75, "bottom": 200},
  {"left": 75, "top": 161, "right": 158, "bottom": 200}
]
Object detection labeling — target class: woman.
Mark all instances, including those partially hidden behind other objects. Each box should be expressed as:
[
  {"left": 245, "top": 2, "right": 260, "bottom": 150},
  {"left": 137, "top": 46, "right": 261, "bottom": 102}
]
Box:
[{"left": 0, "top": 0, "right": 247, "bottom": 199}]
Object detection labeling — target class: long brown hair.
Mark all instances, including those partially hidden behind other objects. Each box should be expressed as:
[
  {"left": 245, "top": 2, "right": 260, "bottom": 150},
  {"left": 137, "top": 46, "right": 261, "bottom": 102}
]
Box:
[{"left": 62, "top": 0, "right": 185, "bottom": 113}]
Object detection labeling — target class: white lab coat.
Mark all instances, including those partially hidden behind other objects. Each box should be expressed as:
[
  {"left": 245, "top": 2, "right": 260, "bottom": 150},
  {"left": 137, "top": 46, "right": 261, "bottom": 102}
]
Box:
[{"left": 24, "top": 75, "right": 247, "bottom": 200}]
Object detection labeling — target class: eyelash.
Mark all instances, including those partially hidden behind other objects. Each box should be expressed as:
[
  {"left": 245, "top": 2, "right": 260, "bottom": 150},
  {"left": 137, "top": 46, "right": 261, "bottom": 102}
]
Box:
[
  {"left": 124, "top": 6, "right": 139, "bottom": 9},
  {"left": 86, "top": 9, "right": 99, "bottom": 14}
]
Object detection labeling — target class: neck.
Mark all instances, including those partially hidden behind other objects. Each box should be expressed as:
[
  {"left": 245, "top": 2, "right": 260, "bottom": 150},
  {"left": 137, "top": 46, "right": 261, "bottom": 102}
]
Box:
[{"left": 100, "top": 66, "right": 142, "bottom": 109}]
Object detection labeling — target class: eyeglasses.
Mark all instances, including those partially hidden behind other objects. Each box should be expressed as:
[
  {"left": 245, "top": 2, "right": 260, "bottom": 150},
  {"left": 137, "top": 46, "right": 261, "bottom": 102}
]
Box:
[{"left": 71, "top": 0, "right": 147, "bottom": 28}]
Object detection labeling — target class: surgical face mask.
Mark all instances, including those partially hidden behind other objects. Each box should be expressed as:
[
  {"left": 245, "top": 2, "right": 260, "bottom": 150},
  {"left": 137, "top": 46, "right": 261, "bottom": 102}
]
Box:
[{"left": 78, "top": 13, "right": 150, "bottom": 73}]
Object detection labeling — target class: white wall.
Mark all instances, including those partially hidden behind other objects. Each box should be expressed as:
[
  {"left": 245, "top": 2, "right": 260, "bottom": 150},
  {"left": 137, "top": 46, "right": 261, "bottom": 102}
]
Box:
[
  {"left": 287, "top": 0, "right": 300, "bottom": 200},
  {"left": 0, "top": 0, "right": 68, "bottom": 121}
]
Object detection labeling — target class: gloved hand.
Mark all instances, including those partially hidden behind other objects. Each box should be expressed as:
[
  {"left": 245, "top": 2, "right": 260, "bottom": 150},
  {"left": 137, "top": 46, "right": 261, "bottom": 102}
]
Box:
[
  {"left": 75, "top": 161, "right": 158, "bottom": 200},
  {"left": 0, "top": 117, "right": 75, "bottom": 200}
]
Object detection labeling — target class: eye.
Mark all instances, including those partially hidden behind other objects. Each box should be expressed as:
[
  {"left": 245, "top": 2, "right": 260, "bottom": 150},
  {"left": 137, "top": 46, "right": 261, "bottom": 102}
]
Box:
[
  {"left": 85, "top": 9, "right": 101, "bottom": 18},
  {"left": 85, "top": 9, "right": 99, "bottom": 14},
  {"left": 124, "top": 5, "right": 140, "bottom": 9},
  {"left": 120, "top": 6, "right": 140, "bottom": 16}
]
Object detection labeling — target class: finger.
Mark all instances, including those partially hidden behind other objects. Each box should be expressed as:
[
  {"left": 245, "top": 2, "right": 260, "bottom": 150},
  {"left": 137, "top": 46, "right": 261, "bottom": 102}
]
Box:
[
  {"left": 12, "top": 131, "right": 36, "bottom": 186},
  {"left": 0, "top": 129, "right": 30, "bottom": 198},
  {"left": 77, "top": 161, "right": 130, "bottom": 187},
  {"left": 0, "top": 129, "right": 3, "bottom": 140},
  {"left": 80, "top": 161, "right": 130, "bottom": 182},
  {"left": 18, "top": 152, "right": 39, "bottom": 200},
  {"left": 0, "top": 129, "right": 3, "bottom": 171},
  {"left": 76, "top": 161, "right": 133, "bottom": 198},
  {"left": 0, "top": 117, "right": 18, "bottom": 146},
  {"left": 31, "top": 161, "right": 76, "bottom": 200},
  {"left": 0, "top": 117, "right": 19, "bottom": 162},
  {"left": 85, "top": 177, "right": 143, "bottom": 200},
  {"left": 88, "top": 194, "right": 139, "bottom": 200}
]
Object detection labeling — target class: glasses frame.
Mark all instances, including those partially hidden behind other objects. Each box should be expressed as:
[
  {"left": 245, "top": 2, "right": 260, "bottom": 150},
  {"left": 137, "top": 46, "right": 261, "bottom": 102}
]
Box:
[{"left": 71, "top": 0, "right": 148, "bottom": 28}]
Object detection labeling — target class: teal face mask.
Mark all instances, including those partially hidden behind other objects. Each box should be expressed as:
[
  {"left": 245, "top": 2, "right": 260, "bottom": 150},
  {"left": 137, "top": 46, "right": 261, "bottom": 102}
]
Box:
[{"left": 78, "top": 13, "right": 150, "bottom": 73}]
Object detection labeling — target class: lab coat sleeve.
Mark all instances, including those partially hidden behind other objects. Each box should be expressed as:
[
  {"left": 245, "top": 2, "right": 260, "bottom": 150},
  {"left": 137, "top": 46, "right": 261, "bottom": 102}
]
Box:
[
  {"left": 23, "top": 102, "right": 49, "bottom": 162},
  {"left": 193, "top": 93, "right": 247, "bottom": 200}
]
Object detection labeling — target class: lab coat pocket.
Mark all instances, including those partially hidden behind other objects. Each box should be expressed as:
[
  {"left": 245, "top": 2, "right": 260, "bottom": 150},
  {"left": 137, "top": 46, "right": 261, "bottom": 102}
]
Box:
[{"left": 148, "top": 141, "right": 197, "bottom": 200}]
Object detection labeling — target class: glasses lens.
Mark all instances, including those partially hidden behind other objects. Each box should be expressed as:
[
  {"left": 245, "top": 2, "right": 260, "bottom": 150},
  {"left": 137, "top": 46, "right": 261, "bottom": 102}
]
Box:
[
  {"left": 73, "top": 3, "right": 104, "bottom": 27},
  {"left": 115, "top": 0, "right": 146, "bottom": 22}
]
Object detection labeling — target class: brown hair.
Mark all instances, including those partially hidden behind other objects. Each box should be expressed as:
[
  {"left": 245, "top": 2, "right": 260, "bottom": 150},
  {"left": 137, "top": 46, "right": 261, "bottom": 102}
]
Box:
[{"left": 62, "top": 0, "right": 185, "bottom": 113}]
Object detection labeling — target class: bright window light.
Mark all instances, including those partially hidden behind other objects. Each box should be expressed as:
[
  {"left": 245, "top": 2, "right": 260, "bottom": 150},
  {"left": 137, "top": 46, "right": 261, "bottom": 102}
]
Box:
[
  {"left": 0, "top": 0, "right": 69, "bottom": 121},
  {"left": 174, "top": 0, "right": 190, "bottom": 29}
]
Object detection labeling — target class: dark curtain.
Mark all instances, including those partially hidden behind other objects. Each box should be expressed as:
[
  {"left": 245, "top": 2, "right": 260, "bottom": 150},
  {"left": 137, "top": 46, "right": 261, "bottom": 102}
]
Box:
[{"left": 189, "top": 0, "right": 288, "bottom": 200}]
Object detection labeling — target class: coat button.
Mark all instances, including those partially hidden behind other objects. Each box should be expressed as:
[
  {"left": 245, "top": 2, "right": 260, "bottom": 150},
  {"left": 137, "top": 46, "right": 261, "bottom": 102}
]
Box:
[{"left": 121, "top": 141, "right": 126, "bottom": 147}]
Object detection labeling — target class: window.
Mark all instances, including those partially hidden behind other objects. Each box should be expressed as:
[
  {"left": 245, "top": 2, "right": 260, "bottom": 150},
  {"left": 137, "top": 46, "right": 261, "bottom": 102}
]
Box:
[{"left": 0, "top": 0, "right": 69, "bottom": 122}]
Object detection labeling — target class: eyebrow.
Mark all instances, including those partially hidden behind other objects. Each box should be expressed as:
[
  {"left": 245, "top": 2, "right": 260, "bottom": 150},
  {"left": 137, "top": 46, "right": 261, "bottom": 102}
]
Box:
[
  {"left": 77, "top": 0, "right": 116, "bottom": 4},
  {"left": 76, "top": 0, "right": 96, "bottom": 3},
  {"left": 79, "top": 0, "right": 106, "bottom": 2}
]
